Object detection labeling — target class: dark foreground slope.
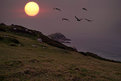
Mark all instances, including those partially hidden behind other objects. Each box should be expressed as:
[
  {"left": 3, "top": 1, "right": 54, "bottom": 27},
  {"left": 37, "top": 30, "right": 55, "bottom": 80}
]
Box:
[{"left": 0, "top": 24, "right": 121, "bottom": 81}]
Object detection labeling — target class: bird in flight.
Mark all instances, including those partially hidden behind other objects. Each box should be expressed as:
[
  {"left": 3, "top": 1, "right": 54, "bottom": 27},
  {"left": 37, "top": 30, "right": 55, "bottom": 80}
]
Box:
[
  {"left": 85, "top": 18, "right": 93, "bottom": 22},
  {"left": 82, "top": 8, "right": 88, "bottom": 11},
  {"left": 53, "top": 8, "right": 62, "bottom": 11},
  {"left": 75, "top": 16, "right": 83, "bottom": 21},
  {"left": 62, "top": 18, "right": 70, "bottom": 22}
]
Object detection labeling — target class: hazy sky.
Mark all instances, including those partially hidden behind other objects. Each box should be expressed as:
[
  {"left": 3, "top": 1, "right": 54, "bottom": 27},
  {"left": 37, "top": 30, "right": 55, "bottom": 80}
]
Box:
[
  {"left": 0, "top": 0, "right": 121, "bottom": 35},
  {"left": 0, "top": 0, "right": 121, "bottom": 59}
]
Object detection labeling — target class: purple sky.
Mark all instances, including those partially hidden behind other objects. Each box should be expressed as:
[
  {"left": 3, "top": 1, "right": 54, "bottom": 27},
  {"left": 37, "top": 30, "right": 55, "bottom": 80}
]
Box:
[{"left": 0, "top": 0, "right": 121, "bottom": 35}]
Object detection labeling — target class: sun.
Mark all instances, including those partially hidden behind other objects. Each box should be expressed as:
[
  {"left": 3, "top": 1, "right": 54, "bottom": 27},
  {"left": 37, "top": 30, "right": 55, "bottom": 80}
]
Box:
[{"left": 24, "top": 1, "right": 39, "bottom": 16}]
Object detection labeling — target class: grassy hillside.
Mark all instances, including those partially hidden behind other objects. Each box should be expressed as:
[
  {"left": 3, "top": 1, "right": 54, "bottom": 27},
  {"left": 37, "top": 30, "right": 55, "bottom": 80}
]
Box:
[
  {"left": 0, "top": 23, "right": 76, "bottom": 51},
  {"left": 0, "top": 24, "right": 121, "bottom": 81}
]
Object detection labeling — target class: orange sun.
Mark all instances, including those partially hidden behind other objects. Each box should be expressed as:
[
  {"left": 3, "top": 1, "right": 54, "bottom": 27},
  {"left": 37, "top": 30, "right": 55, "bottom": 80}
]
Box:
[{"left": 24, "top": 1, "right": 40, "bottom": 16}]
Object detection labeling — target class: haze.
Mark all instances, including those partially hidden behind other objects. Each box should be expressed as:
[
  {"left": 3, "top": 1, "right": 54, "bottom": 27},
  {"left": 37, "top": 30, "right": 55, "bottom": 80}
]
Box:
[{"left": 0, "top": 0, "right": 121, "bottom": 61}]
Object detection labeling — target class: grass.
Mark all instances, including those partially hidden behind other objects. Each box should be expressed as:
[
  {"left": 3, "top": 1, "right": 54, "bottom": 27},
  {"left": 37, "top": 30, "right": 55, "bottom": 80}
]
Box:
[
  {"left": 0, "top": 31, "right": 121, "bottom": 81},
  {"left": 0, "top": 23, "right": 76, "bottom": 51}
]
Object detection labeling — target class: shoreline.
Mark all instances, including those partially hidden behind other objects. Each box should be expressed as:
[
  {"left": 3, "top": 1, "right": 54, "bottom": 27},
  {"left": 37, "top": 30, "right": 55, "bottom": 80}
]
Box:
[
  {"left": 63, "top": 43, "right": 121, "bottom": 63},
  {"left": 79, "top": 51, "right": 121, "bottom": 63}
]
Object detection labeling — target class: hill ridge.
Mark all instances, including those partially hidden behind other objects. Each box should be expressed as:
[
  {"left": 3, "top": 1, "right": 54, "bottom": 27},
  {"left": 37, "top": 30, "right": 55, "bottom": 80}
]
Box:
[{"left": 0, "top": 23, "right": 77, "bottom": 51}]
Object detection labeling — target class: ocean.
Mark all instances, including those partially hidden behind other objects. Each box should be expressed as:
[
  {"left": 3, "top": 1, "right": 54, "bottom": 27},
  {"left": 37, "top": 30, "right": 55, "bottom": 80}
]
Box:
[{"left": 65, "top": 33, "right": 121, "bottom": 61}]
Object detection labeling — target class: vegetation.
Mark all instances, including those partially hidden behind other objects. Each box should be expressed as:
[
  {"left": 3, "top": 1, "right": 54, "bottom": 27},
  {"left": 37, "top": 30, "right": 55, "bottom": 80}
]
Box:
[
  {"left": 0, "top": 23, "right": 121, "bottom": 81},
  {"left": 0, "top": 23, "right": 76, "bottom": 51}
]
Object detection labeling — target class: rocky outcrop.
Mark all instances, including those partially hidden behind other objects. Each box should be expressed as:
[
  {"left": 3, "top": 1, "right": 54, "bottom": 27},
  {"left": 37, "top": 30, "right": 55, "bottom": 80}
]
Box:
[{"left": 48, "top": 33, "right": 71, "bottom": 43}]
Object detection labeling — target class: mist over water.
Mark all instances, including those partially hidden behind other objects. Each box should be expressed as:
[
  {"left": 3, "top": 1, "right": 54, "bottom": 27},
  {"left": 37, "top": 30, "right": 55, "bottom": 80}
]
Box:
[
  {"left": 62, "top": 29, "right": 121, "bottom": 61},
  {"left": 71, "top": 34, "right": 121, "bottom": 61}
]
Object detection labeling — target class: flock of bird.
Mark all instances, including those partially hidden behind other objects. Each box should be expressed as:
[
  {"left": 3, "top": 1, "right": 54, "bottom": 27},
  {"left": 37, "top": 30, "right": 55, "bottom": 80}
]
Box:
[{"left": 53, "top": 7, "right": 93, "bottom": 22}]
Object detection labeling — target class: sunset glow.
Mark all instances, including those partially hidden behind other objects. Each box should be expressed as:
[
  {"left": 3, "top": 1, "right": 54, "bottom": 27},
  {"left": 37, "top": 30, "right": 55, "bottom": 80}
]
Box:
[{"left": 24, "top": 1, "right": 39, "bottom": 16}]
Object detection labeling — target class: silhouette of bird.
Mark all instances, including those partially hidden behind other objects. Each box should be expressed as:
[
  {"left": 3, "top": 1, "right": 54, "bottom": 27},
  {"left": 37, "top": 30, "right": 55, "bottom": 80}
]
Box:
[
  {"left": 85, "top": 18, "right": 93, "bottom": 22},
  {"left": 75, "top": 16, "right": 83, "bottom": 21},
  {"left": 53, "top": 8, "right": 62, "bottom": 11},
  {"left": 82, "top": 8, "right": 88, "bottom": 11},
  {"left": 62, "top": 18, "right": 70, "bottom": 22}
]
